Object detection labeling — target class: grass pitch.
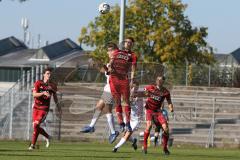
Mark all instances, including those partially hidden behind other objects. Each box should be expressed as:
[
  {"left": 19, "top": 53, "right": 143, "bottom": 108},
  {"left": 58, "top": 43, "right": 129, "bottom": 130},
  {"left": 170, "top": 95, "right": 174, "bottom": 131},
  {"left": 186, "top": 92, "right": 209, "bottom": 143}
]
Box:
[{"left": 0, "top": 141, "right": 239, "bottom": 160}]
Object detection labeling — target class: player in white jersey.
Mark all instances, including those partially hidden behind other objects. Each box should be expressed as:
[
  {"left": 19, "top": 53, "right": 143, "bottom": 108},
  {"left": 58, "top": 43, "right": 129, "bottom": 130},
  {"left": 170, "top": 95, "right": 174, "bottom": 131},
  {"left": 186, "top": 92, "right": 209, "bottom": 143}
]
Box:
[
  {"left": 81, "top": 64, "right": 119, "bottom": 143},
  {"left": 112, "top": 81, "right": 143, "bottom": 152}
]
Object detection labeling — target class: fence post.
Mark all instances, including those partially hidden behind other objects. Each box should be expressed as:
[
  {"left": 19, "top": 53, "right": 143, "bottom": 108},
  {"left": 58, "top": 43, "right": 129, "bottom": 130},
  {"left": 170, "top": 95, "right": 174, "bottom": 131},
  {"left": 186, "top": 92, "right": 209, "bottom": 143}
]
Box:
[
  {"left": 27, "top": 71, "right": 30, "bottom": 90},
  {"left": 58, "top": 93, "right": 63, "bottom": 141},
  {"left": 211, "top": 97, "right": 216, "bottom": 147},
  {"left": 26, "top": 89, "right": 32, "bottom": 140},
  {"left": 208, "top": 65, "right": 211, "bottom": 87},
  {"left": 231, "top": 66, "right": 235, "bottom": 87},
  {"left": 9, "top": 88, "right": 14, "bottom": 139},
  {"left": 36, "top": 65, "right": 39, "bottom": 82},
  {"left": 31, "top": 66, "right": 34, "bottom": 86},
  {"left": 22, "top": 70, "right": 26, "bottom": 90},
  {"left": 185, "top": 59, "right": 188, "bottom": 86}
]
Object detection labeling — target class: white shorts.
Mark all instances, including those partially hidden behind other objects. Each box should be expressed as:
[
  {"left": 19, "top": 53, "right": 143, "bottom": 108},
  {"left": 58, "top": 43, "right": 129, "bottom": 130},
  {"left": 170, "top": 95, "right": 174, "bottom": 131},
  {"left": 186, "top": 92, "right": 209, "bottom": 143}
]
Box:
[
  {"left": 100, "top": 91, "right": 113, "bottom": 105},
  {"left": 130, "top": 117, "right": 140, "bottom": 131}
]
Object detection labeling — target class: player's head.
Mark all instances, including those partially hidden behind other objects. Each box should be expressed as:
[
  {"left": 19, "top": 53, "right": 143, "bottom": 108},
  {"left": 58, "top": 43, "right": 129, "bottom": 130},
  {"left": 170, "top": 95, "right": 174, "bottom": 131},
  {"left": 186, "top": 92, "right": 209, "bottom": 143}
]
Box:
[
  {"left": 124, "top": 37, "right": 134, "bottom": 51},
  {"left": 130, "top": 81, "right": 140, "bottom": 94},
  {"left": 43, "top": 67, "right": 52, "bottom": 82},
  {"left": 106, "top": 42, "right": 118, "bottom": 56},
  {"left": 156, "top": 75, "right": 165, "bottom": 87},
  {"left": 106, "top": 42, "right": 118, "bottom": 51}
]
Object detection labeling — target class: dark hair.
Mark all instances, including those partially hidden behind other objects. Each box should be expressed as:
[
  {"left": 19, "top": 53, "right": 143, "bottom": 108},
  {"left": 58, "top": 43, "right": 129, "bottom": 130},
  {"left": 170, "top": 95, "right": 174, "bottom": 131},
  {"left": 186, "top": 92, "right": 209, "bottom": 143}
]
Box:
[
  {"left": 43, "top": 67, "right": 52, "bottom": 74},
  {"left": 106, "top": 42, "right": 118, "bottom": 49},
  {"left": 157, "top": 75, "right": 165, "bottom": 81},
  {"left": 125, "top": 37, "right": 134, "bottom": 43}
]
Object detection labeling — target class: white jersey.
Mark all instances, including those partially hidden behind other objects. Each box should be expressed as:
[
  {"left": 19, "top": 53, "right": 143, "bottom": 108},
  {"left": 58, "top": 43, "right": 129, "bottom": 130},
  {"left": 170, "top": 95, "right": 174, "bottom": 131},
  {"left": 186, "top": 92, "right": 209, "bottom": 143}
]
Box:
[
  {"left": 131, "top": 96, "right": 144, "bottom": 121},
  {"left": 103, "top": 74, "right": 111, "bottom": 93},
  {"left": 103, "top": 64, "right": 111, "bottom": 93}
]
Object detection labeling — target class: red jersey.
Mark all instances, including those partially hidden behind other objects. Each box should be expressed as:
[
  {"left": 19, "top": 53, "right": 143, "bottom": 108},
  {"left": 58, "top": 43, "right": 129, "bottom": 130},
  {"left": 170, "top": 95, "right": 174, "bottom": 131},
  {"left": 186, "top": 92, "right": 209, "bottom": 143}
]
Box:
[
  {"left": 144, "top": 85, "right": 172, "bottom": 111},
  {"left": 110, "top": 49, "right": 137, "bottom": 79},
  {"left": 33, "top": 80, "right": 57, "bottom": 110},
  {"left": 127, "top": 50, "right": 137, "bottom": 68}
]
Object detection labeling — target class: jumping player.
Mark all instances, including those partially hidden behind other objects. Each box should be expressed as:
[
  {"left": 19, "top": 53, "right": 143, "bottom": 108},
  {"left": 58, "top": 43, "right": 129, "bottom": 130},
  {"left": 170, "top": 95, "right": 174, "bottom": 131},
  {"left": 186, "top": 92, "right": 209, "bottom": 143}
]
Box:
[
  {"left": 81, "top": 63, "right": 119, "bottom": 144},
  {"left": 112, "top": 81, "right": 143, "bottom": 152},
  {"left": 107, "top": 40, "right": 137, "bottom": 132}
]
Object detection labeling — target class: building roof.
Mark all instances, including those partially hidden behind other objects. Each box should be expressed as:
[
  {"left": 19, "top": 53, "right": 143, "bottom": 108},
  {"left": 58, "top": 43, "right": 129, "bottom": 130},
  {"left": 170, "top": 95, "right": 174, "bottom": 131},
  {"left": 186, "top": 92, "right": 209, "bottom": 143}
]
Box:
[
  {"left": 230, "top": 48, "right": 240, "bottom": 64},
  {"left": 31, "top": 38, "right": 82, "bottom": 61},
  {"left": 0, "top": 36, "right": 27, "bottom": 56},
  {"left": 0, "top": 36, "right": 86, "bottom": 68},
  {"left": 214, "top": 54, "right": 230, "bottom": 64},
  {"left": 0, "top": 49, "right": 36, "bottom": 67}
]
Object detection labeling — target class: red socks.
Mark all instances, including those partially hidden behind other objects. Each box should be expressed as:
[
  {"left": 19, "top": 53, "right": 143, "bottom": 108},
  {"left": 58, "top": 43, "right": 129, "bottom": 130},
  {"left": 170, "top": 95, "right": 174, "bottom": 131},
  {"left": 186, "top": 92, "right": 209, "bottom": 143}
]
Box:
[
  {"left": 162, "top": 132, "right": 169, "bottom": 150},
  {"left": 115, "top": 105, "right": 123, "bottom": 124},
  {"left": 32, "top": 123, "right": 49, "bottom": 145},
  {"left": 124, "top": 105, "right": 131, "bottom": 123},
  {"left": 143, "top": 131, "right": 150, "bottom": 149}
]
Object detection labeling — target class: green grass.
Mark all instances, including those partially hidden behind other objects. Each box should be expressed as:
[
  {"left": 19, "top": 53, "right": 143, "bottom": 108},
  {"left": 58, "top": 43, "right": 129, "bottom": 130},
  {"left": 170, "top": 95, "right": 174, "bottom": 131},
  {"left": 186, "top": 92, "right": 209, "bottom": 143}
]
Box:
[{"left": 0, "top": 141, "right": 239, "bottom": 160}]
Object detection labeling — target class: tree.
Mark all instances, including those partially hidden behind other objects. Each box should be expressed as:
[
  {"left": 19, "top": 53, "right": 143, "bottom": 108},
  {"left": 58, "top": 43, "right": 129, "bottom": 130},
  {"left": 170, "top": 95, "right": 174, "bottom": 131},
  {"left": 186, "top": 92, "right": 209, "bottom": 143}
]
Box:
[
  {"left": 79, "top": 0, "right": 215, "bottom": 66},
  {"left": 9, "top": 0, "right": 28, "bottom": 2}
]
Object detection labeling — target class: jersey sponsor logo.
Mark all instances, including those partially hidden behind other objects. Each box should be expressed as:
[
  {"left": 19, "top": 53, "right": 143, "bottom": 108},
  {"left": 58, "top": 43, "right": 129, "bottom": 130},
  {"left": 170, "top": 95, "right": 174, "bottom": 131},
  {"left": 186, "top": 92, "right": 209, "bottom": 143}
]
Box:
[
  {"left": 150, "top": 94, "right": 162, "bottom": 101},
  {"left": 116, "top": 54, "right": 129, "bottom": 61}
]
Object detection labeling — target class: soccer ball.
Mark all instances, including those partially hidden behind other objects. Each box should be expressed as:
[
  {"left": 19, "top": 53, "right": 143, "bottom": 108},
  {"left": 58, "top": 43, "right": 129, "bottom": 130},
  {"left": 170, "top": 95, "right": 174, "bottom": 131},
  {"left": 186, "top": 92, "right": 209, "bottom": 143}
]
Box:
[{"left": 98, "top": 2, "right": 110, "bottom": 14}]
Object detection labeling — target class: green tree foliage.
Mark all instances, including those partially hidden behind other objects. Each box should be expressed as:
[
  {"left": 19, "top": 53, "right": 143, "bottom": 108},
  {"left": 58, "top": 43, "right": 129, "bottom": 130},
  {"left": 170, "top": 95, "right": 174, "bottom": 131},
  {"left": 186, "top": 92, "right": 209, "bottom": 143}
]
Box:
[{"left": 79, "top": 0, "right": 215, "bottom": 65}]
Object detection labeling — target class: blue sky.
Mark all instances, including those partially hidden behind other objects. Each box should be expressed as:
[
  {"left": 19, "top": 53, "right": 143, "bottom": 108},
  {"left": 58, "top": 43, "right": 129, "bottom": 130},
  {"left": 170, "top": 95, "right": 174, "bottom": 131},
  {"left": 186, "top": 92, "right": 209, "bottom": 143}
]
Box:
[{"left": 0, "top": 0, "right": 239, "bottom": 54}]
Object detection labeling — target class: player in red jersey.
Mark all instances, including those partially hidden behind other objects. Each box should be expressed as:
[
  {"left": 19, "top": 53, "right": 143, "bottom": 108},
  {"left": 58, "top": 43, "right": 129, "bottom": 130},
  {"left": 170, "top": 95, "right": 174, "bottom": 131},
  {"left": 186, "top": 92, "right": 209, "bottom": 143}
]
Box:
[
  {"left": 29, "top": 68, "right": 60, "bottom": 150},
  {"left": 142, "top": 76, "right": 174, "bottom": 155},
  {"left": 107, "top": 39, "right": 137, "bottom": 132},
  {"left": 122, "top": 37, "right": 137, "bottom": 88}
]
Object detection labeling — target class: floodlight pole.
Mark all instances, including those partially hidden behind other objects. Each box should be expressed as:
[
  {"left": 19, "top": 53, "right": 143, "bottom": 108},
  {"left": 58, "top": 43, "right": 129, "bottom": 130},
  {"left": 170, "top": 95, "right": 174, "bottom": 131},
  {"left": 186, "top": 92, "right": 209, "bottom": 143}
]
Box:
[
  {"left": 21, "top": 17, "right": 29, "bottom": 44},
  {"left": 119, "top": 0, "right": 126, "bottom": 49}
]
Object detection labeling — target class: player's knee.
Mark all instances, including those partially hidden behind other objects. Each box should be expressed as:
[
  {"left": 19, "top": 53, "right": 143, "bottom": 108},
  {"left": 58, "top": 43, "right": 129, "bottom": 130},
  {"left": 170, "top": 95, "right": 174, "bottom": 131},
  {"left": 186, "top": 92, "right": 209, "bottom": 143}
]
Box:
[
  {"left": 146, "top": 123, "right": 152, "bottom": 131},
  {"left": 33, "top": 121, "right": 40, "bottom": 128},
  {"left": 115, "top": 105, "right": 122, "bottom": 113},
  {"left": 96, "top": 100, "right": 104, "bottom": 110},
  {"left": 162, "top": 125, "right": 169, "bottom": 134},
  {"left": 124, "top": 105, "right": 131, "bottom": 113}
]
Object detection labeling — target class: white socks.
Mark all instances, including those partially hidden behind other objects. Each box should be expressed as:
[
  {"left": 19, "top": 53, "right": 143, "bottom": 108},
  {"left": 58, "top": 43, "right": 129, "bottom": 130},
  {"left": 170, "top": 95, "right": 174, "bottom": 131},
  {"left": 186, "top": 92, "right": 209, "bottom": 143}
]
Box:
[
  {"left": 89, "top": 109, "right": 101, "bottom": 127},
  {"left": 115, "top": 138, "right": 126, "bottom": 148},
  {"left": 106, "top": 113, "right": 115, "bottom": 134}
]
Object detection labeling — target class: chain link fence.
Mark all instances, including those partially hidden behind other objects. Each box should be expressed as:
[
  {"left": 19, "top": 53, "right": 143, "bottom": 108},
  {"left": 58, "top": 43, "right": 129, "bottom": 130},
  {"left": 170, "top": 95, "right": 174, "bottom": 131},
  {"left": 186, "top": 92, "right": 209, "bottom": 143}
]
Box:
[
  {"left": 58, "top": 62, "right": 240, "bottom": 88},
  {"left": 0, "top": 65, "right": 61, "bottom": 140}
]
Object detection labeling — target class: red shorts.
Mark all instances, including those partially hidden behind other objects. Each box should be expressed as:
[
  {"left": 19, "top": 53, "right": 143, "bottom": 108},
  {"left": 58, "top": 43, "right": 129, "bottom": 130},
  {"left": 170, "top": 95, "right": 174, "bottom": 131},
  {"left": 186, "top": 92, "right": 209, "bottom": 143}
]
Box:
[
  {"left": 109, "top": 75, "right": 130, "bottom": 101},
  {"left": 145, "top": 109, "right": 167, "bottom": 125},
  {"left": 32, "top": 108, "right": 48, "bottom": 124}
]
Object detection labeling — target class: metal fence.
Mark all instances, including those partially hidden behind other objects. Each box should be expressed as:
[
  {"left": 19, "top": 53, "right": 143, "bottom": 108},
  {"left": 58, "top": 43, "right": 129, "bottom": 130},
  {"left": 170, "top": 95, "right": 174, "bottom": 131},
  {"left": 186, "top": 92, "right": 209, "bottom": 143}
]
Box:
[
  {"left": 169, "top": 91, "right": 240, "bottom": 148},
  {"left": 0, "top": 63, "right": 240, "bottom": 148},
  {"left": 60, "top": 62, "right": 240, "bottom": 88}
]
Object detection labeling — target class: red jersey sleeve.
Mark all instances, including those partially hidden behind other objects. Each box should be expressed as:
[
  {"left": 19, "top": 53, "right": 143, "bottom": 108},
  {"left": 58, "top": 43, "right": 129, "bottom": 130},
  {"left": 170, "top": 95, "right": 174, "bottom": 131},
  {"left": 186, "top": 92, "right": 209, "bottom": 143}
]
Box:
[
  {"left": 144, "top": 85, "right": 155, "bottom": 95},
  {"left": 144, "top": 85, "right": 155, "bottom": 91},
  {"left": 33, "top": 81, "right": 40, "bottom": 93}
]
